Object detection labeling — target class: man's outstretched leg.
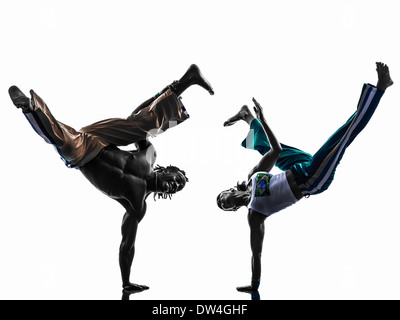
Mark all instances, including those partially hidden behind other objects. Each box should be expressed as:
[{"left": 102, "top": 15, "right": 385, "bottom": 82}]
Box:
[
  {"left": 130, "top": 64, "right": 214, "bottom": 116},
  {"left": 291, "top": 62, "right": 393, "bottom": 196},
  {"left": 9, "top": 86, "right": 109, "bottom": 168},
  {"left": 80, "top": 64, "right": 214, "bottom": 147}
]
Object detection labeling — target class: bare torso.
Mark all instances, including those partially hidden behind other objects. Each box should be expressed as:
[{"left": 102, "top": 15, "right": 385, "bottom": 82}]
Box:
[{"left": 80, "top": 144, "right": 157, "bottom": 211}]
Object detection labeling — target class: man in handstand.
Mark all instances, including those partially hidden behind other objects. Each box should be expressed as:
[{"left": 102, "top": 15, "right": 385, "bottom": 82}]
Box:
[
  {"left": 9, "top": 64, "right": 214, "bottom": 293},
  {"left": 217, "top": 62, "right": 393, "bottom": 294}
]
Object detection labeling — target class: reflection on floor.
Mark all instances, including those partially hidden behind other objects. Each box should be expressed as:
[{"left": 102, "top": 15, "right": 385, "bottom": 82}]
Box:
[{"left": 122, "top": 289, "right": 261, "bottom": 301}]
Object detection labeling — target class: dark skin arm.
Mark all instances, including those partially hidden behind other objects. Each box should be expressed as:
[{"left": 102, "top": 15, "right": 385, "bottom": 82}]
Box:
[
  {"left": 248, "top": 98, "right": 282, "bottom": 178},
  {"left": 249, "top": 209, "right": 266, "bottom": 283},
  {"left": 237, "top": 209, "right": 267, "bottom": 293},
  {"left": 117, "top": 198, "right": 148, "bottom": 292}
]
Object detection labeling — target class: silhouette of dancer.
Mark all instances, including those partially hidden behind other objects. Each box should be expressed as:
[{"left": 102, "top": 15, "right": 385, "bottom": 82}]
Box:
[
  {"left": 217, "top": 62, "right": 393, "bottom": 293},
  {"left": 9, "top": 64, "right": 214, "bottom": 293}
]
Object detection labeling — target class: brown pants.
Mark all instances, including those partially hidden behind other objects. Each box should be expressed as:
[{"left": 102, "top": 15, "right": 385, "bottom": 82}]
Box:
[{"left": 27, "top": 89, "right": 189, "bottom": 167}]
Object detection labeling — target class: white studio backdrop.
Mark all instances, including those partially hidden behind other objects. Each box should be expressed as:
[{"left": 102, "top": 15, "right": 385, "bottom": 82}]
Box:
[{"left": 0, "top": 0, "right": 399, "bottom": 300}]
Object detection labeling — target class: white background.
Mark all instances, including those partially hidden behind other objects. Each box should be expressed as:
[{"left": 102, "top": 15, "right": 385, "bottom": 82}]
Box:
[{"left": 1, "top": 0, "right": 399, "bottom": 300}]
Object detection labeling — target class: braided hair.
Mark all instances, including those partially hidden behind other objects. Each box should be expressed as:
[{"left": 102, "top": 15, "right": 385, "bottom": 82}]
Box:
[{"left": 153, "top": 165, "right": 189, "bottom": 201}]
